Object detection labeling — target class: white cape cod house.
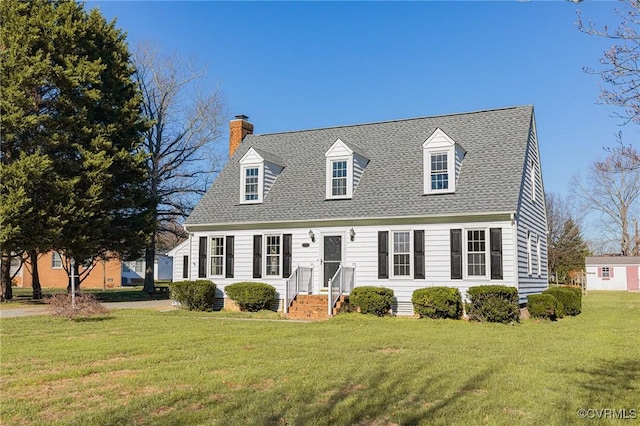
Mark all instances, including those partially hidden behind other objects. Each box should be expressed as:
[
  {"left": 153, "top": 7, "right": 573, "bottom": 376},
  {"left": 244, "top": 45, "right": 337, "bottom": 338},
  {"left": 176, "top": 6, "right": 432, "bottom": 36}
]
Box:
[{"left": 181, "top": 106, "right": 548, "bottom": 317}]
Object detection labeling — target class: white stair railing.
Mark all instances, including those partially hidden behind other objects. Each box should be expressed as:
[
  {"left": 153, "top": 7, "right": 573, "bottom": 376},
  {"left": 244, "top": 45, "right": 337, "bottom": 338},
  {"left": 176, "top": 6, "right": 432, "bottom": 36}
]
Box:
[
  {"left": 285, "top": 265, "right": 313, "bottom": 314},
  {"left": 328, "top": 265, "right": 355, "bottom": 316}
]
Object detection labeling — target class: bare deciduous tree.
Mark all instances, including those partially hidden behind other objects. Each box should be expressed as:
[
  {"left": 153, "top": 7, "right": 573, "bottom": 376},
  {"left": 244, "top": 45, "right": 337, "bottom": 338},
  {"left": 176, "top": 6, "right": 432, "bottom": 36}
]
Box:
[
  {"left": 133, "top": 43, "right": 227, "bottom": 293},
  {"left": 577, "top": 0, "right": 640, "bottom": 125},
  {"left": 572, "top": 148, "right": 640, "bottom": 256}
]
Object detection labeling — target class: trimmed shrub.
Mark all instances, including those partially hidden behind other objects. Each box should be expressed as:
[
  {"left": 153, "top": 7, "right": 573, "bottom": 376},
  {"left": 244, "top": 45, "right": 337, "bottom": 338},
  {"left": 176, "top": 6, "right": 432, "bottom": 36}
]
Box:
[
  {"left": 467, "top": 285, "right": 519, "bottom": 323},
  {"left": 543, "top": 286, "right": 581, "bottom": 316},
  {"left": 224, "top": 282, "right": 276, "bottom": 312},
  {"left": 170, "top": 280, "right": 217, "bottom": 311},
  {"left": 527, "top": 293, "right": 564, "bottom": 320},
  {"left": 412, "top": 287, "right": 463, "bottom": 319},
  {"left": 350, "top": 286, "right": 394, "bottom": 316}
]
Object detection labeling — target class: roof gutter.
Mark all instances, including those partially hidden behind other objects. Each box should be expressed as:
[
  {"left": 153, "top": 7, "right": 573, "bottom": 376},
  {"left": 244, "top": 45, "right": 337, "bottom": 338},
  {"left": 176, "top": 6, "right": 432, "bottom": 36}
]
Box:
[{"left": 183, "top": 211, "right": 517, "bottom": 233}]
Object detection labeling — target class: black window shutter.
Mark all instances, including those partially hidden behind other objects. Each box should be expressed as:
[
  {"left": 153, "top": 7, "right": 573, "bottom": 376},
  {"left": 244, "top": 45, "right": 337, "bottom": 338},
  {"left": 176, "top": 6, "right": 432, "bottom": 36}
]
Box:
[
  {"left": 490, "top": 228, "right": 503, "bottom": 280},
  {"left": 450, "top": 229, "right": 462, "bottom": 280},
  {"left": 253, "top": 235, "right": 262, "bottom": 278},
  {"left": 225, "top": 236, "right": 234, "bottom": 278},
  {"left": 198, "top": 237, "right": 207, "bottom": 278},
  {"left": 283, "top": 234, "right": 292, "bottom": 278},
  {"left": 414, "top": 230, "right": 425, "bottom": 279},
  {"left": 378, "top": 231, "right": 389, "bottom": 279},
  {"left": 182, "top": 255, "right": 189, "bottom": 279}
]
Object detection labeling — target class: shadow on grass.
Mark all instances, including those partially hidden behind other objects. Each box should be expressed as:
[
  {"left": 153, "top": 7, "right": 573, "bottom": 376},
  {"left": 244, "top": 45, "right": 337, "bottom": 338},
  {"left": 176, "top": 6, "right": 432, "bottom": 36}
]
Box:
[
  {"left": 216, "top": 365, "right": 497, "bottom": 425},
  {"left": 576, "top": 358, "right": 639, "bottom": 404},
  {"left": 87, "top": 288, "right": 171, "bottom": 303},
  {"left": 557, "top": 358, "right": 640, "bottom": 424},
  {"left": 70, "top": 315, "right": 114, "bottom": 323}
]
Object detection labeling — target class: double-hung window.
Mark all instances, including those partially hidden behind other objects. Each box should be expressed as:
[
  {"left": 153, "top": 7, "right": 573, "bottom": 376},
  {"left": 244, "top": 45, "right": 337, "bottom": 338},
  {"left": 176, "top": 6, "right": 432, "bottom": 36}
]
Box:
[
  {"left": 392, "top": 231, "right": 411, "bottom": 276},
  {"left": 210, "top": 236, "right": 224, "bottom": 276},
  {"left": 331, "top": 160, "right": 348, "bottom": 197},
  {"left": 602, "top": 267, "right": 610, "bottom": 278},
  {"left": 430, "top": 153, "right": 449, "bottom": 191},
  {"left": 244, "top": 167, "right": 259, "bottom": 201},
  {"left": 52, "top": 252, "right": 62, "bottom": 269},
  {"left": 265, "top": 235, "right": 281, "bottom": 276},
  {"left": 134, "top": 259, "right": 145, "bottom": 274},
  {"left": 467, "top": 230, "right": 486, "bottom": 277}
]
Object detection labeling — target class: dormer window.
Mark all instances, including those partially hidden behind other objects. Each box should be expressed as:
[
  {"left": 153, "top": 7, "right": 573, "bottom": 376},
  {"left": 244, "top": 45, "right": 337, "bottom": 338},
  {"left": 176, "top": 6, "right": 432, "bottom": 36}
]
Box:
[
  {"left": 423, "top": 128, "right": 464, "bottom": 195},
  {"left": 325, "top": 139, "right": 368, "bottom": 200},
  {"left": 239, "top": 147, "right": 284, "bottom": 204},
  {"left": 332, "top": 160, "right": 348, "bottom": 196},
  {"left": 430, "top": 152, "right": 449, "bottom": 191},
  {"left": 244, "top": 167, "right": 260, "bottom": 201}
]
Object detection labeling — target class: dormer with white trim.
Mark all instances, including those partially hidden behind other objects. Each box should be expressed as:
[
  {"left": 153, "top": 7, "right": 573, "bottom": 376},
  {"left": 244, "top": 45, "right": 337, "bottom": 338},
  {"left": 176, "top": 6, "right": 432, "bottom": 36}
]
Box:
[
  {"left": 325, "top": 139, "right": 369, "bottom": 200},
  {"left": 423, "top": 128, "right": 465, "bottom": 195},
  {"left": 239, "top": 147, "right": 284, "bottom": 204}
]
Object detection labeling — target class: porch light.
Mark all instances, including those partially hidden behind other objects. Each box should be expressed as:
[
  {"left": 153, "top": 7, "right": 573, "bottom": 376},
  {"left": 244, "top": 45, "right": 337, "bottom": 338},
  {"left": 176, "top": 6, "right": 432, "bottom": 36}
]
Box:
[
  {"left": 308, "top": 229, "right": 315, "bottom": 243},
  {"left": 349, "top": 227, "right": 356, "bottom": 241}
]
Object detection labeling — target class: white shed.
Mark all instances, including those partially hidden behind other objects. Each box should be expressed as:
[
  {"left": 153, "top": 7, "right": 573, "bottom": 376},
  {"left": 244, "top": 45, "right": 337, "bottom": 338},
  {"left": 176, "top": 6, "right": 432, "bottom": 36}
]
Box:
[{"left": 585, "top": 256, "right": 640, "bottom": 291}]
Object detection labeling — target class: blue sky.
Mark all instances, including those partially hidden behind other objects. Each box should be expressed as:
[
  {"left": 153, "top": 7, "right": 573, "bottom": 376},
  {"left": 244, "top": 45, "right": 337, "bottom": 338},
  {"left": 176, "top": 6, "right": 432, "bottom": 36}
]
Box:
[{"left": 89, "top": 0, "right": 637, "bottom": 201}]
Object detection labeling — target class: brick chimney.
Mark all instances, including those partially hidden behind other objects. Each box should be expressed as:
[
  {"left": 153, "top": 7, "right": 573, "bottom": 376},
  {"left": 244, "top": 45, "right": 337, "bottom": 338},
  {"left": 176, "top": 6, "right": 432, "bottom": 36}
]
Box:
[{"left": 229, "top": 114, "right": 253, "bottom": 158}]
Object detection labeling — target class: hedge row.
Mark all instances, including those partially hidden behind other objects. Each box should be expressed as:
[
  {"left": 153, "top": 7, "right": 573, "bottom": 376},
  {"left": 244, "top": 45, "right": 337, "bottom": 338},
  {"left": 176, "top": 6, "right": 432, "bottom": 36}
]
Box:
[{"left": 527, "top": 286, "right": 582, "bottom": 321}]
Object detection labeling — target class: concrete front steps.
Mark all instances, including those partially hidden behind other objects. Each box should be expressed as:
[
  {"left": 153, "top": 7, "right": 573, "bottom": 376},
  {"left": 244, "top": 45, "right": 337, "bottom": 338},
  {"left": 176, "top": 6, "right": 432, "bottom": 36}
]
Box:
[{"left": 286, "top": 294, "right": 348, "bottom": 320}]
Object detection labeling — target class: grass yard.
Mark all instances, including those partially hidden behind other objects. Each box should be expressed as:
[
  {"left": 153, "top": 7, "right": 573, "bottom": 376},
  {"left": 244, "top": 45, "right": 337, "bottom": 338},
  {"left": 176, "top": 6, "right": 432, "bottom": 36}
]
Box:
[
  {"left": 2, "top": 286, "right": 170, "bottom": 309},
  {"left": 1, "top": 292, "right": 638, "bottom": 425}
]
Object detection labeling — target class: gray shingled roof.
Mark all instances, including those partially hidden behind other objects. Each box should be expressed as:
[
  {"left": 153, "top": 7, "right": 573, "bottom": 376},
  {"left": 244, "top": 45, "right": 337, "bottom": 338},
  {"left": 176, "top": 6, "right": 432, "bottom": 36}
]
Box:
[{"left": 186, "top": 105, "right": 534, "bottom": 226}]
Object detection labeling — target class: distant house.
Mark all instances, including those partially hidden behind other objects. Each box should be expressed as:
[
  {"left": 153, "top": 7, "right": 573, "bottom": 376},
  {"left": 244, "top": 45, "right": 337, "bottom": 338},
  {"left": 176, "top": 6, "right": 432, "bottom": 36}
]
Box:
[
  {"left": 121, "top": 255, "right": 173, "bottom": 285},
  {"left": 585, "top": 256, "right": 640, "bottom": 291},
  {"left": 181, "top": 106, "right": 548, "bottom": 317},
  {"left": 11, "top": 252, "right": 122, "bottom": 289},
  {"left": 167, "top": 240, "right": 190, "bottom": 281}
]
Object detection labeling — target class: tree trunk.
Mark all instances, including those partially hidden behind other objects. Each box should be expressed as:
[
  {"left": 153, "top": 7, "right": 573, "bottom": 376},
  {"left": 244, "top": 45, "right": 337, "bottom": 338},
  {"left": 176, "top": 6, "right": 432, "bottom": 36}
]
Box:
[
  {"left": 1, "top": 252, "right": 13, "bottom": 301},
  {"left": 66, "top": 261, "right": 81, "bottom": 292},
  {"left": 29, "top": 250, "right": 42, "bottom": 299},
  {"left": 143, "top": 232, "right": 156, "bottom": 294}
]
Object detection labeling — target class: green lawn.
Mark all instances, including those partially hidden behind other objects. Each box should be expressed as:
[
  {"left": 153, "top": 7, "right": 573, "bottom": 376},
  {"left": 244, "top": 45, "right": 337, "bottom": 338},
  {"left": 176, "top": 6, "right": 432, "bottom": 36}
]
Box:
[
  {"left": 3, "top": 286, "right": 170, "bottom": 308},
  {"left": 1, "top": 292, "right": 638, "bottom": 425}
]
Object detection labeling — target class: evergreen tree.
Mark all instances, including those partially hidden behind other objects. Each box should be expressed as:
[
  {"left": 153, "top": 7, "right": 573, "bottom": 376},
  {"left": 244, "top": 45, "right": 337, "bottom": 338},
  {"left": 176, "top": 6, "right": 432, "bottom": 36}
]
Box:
[
  {"left": 549, "top": 218, "right": 591, "bottom": 283},
  {"left": 0, "top": 0, "right": 152, "bottom": 298}
]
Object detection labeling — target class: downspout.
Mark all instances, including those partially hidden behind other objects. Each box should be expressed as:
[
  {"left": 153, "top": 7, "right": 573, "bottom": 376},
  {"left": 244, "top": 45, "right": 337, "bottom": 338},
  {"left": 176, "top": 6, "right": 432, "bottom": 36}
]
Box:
[{"left": 511, "top": 213, "right": 520, "bottom": 294}]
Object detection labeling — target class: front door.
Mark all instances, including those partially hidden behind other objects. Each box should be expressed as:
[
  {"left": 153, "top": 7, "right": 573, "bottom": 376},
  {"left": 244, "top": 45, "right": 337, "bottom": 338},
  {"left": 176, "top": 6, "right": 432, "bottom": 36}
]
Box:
[
  {"left": 627, "top": 266, "right": 639, "bottom": 291},
  {"left": 323, "top": 235, "right": 342, "bottom": 289}
]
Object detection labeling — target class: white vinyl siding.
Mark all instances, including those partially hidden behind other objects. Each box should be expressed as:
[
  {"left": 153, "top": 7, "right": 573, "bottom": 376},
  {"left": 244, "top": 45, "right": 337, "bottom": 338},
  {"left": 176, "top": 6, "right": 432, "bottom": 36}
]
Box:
[
  {"left": 536, "top": 235, "right": 541, "bottom": 277},
  {"left": 187, "top": 219, "right": 515, "bottom": 316},
  {"left": 515, "top": 118, "right": 548, "bottom": 302}
]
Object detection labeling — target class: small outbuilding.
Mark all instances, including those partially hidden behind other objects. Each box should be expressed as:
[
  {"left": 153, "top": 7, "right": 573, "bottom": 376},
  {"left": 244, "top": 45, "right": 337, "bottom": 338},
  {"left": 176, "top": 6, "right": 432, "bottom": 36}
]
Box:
[{"left": 585, "top": 256, "right": 640, "bottom": 291}]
